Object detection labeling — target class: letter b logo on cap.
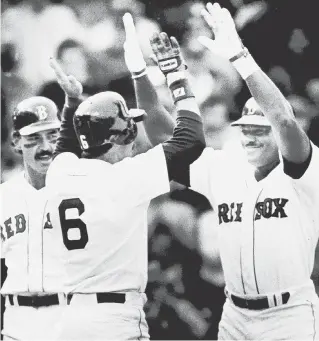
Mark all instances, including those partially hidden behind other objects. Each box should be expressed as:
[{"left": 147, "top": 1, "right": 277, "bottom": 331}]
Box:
[{"left": 36, "top": 106, "right": 48, "bottom": 120}]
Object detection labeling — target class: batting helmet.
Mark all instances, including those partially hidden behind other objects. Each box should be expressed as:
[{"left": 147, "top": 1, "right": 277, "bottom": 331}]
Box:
[
  {"left": 73, "top": 91, "right": 138, "bottom": 151},
  {"left": 13, "top": 96, "right": 60, "bottom": 135},
  {"left": 231, "top": 97, "right": 270, "bottom": 127}
]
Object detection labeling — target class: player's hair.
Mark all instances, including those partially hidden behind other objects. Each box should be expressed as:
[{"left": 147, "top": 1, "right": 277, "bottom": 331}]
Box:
[{"left": 11, "top": 130, "right": 22, "bottom": 155}]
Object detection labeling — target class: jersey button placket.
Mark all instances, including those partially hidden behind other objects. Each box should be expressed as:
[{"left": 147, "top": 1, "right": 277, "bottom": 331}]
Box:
[{"left": 239, "top": 186, "right": 263, "bottom": 294}]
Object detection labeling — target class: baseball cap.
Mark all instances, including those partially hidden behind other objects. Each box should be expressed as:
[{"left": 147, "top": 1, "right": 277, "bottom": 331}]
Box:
[
  {"left": 231, "top": 97, "right": 270, "bottom": 127},
  {"left": 13, "top": 96, "right": 60, "bottom": 136}
]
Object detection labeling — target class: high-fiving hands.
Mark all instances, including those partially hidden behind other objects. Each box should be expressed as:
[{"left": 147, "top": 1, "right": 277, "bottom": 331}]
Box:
[
  {"left": 149, "top": 32, "right": 195, "bottom": 105},
  {"left": 122, "top": 12, "right": 186, "bottom": 77},
  {"left": 122, "top": 12, "right": 195, "bottom": 105},
  {"left": 149, "top": 32, "right": 186, "bottom": 75},
  {"left": 123, "top": 13, "right": 147, "bottom": 75},
  {"left": 198, "top": 2, "right": 244, "bottom": 61},
  {"left": 49, "top": 57, "right": 83, "bottom": 99}
]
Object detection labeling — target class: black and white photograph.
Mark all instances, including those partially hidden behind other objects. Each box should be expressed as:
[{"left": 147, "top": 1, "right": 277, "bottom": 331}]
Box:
[{"left": 1, "top": 0, "right": 319, "bottom": 339}]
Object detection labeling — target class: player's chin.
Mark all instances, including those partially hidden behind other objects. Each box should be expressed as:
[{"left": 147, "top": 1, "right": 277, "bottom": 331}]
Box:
[
  {"left": 244, "top": 146, "right": 263, "bottom": 163},
  {"left": 35, "top": 158, "right": 53, "bottom": 171}
]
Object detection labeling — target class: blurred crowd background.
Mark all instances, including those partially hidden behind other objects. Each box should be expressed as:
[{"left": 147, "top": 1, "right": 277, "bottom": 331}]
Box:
[{"left": 1, "top": 0, "right": 319, "bottom": 339}]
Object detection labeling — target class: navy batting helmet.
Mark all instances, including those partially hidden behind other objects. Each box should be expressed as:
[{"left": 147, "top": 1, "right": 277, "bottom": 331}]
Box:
[
  {"left": 73, "top": 91, "right": 138, "bottom": 152},
  {"left": 13, "top": 96, "right": 60, "bottom": 135}
]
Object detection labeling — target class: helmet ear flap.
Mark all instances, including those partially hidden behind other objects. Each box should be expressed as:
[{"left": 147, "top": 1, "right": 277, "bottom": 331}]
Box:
[
  {"left": 111, "top": 117, "right": 137, "bottom": 145},
  {"left": 125, "top": 117, "right": 138, "bottom": 144}
]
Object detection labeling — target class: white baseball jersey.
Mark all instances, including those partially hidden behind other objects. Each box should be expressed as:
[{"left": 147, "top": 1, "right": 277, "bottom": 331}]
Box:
[
  {"left": 0, "top": 173, "right": 50, "bottom": 294},
  {"left": 43, "top": 144, "right": 170, "bottom": 294},
  {"left": 190, "top": 143, "right": 319, "bottom": 295}
]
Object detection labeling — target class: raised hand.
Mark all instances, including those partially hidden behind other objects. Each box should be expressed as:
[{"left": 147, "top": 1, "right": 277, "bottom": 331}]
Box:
[
  {"left": 150, "top": 32, "right": 186, "bottom": 75},
  {"left": 49, "top": 57, "right": 83, "bottom": 99},
  {"left": 123, "top": 13, "right": 146, "bottom": 74},
  {"left": 198, "top": 2, "right": 244, "bottom": 60}
]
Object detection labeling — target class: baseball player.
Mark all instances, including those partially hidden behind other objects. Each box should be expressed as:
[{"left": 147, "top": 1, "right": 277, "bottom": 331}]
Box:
[
  {"left": 42, "top": 20, "right": 205, "bottom": 340},
  {"left": 0, "top": 64, "right": 87, "bottom": 340},
  {"left": 122, "top": 13, "right": 176, "bottom": 148},
  {"left": 0, "top": 96, "right": 63, "bottom": 340},
  {"left": 132, "top": 3, "right": 319, "bottom": 339},
  {"left": 190, "top": 3, "right": 319, "bottom": 340}
]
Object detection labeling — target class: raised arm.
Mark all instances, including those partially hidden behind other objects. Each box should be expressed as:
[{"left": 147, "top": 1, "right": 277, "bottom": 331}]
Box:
[
  {"left": 105, "top": 32, "right": 205, "bottom": 204},
  {"left": 244, "top": 71, "right": 310, "bottom": 163},
  {"left": 49, "top": 58, "right": 83, "bottom": 158},
  {"left": 123, "top": 13, "right": 174, "bottom": 145},
  {"left": 199, "top": 2, "right": 311, "bottom": 164},
  {"left": 148, "top": 32, "right": 205, "bottom": 186}
]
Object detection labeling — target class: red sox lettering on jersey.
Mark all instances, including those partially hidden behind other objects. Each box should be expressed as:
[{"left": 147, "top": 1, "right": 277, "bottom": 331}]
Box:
[
  {"left": 1, "top": 212, "right": 52, "bottom": 241},
  {"left": 218, "top": 198, "right": 288, "bottom": 224},
  {"left": 0, "top": 173, "right": 52, "bottom": 294},
  {"left": 190, "top": 146, "right": 319, "bottom": 295},
  {"left": 1, "top": 214, "right": 27, "bottom": 241}
]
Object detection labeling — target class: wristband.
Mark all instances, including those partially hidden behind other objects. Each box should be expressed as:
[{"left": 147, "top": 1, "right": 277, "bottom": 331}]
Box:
[
  {"left": 229, "top": 47, "right": 249, "bottom": 63},
  {"left": 167, "top": 72, "right": 195, "bottom": 103},
  {"left": 158, "top": 55, "right": 184, "bottom": 74},
  {"left": 131, "top": 67, "right": 147, "bottom": 79},
  {"left": 231, "top": 49, "right": 260, "bottom": 80}
]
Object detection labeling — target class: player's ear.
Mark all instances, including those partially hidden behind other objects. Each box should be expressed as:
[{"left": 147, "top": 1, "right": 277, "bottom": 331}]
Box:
[{"left": 11, "top": 131, "right": 22, "bottom": 155}]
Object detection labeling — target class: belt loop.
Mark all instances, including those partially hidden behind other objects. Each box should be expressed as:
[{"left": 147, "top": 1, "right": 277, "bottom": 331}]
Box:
[
  {"left": 13, "top": 295, "right": 19, "bottom": 306},
  {"left": 58, "top": 293, "right": 67, "bottom": 306},
  {"left": 276, "top": 293, "right": 283, "bottom": 306},
  {"left": 267, "top": 295, "right": 275, "bottom": 308}
]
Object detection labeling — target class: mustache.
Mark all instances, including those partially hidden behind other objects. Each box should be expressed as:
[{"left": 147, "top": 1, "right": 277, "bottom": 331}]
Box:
[
  {"left": 35, "top": 150, "right": 53, "bottom": 160},
  {"left": 244, "top": 142, "right": 260, "bottom": 147}
]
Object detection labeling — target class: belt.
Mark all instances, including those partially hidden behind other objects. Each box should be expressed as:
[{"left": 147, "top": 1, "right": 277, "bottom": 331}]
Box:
[
  {"left": 230, "top": 292, "right": 290, "bottom": 310},
  {"left": 67, "top": 292, "right": 126, "bottom": 305},
  {"left": 8, "top": 292, "right": 126, "bottom": 307},
  {"left": 8, "top": 294, "right": 59, "bottom": 308}
]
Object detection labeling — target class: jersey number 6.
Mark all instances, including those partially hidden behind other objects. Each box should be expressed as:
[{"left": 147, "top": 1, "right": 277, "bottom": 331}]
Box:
[{"left": 58, "top": 198, "right": 88, "bottom": 250}]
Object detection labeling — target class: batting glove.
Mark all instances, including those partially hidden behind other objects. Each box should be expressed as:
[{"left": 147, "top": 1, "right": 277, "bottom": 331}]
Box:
[
  {"left": 150, "top": 33, "right": 194, "bottom": 103},
  {"left": 149, "top": 32, "right": 187, "bottom": 75},
  {"left": 123, "top": 13, "right": 147, "bottom": 78}
]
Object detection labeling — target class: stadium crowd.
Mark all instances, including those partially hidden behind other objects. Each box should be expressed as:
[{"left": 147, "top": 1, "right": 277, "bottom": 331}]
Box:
[{"left": 1, "top": 0, "right": 319, "bottom": 339}]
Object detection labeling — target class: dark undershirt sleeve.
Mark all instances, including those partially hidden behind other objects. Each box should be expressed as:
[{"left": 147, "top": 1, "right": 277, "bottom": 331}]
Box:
[
  {"left": 282, "top": 143, "right": 313, "bottom": 179},
  {"left": 54, "top": 103, "right": 205, "bottom": 186},
  {"left": 53, "top": 98, "right": 82, "bottom": 159},
  {"left": 162, "top": 110, "right": 205, "bottom": 186}
]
